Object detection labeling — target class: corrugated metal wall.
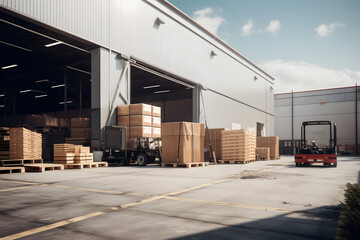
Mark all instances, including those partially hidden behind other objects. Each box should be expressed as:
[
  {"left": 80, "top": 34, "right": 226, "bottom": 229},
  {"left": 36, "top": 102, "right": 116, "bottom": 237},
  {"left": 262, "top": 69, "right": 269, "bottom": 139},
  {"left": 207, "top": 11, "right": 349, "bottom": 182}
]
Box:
[
  {"left": 1, "top": 0, "right": 274, "bottom": 134},
  {"left": 275, "top": 87, "right": 359, "bottom": 145}
]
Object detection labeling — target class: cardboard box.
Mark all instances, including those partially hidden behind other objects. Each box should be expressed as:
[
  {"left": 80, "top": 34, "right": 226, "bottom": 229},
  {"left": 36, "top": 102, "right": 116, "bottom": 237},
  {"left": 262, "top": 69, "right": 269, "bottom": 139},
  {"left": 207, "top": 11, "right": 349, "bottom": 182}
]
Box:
[
  {"left": 130, "top": 104, "right": 152, "bottom": 116},
  {"left": 256, "top": 147, "right": 270, "bottom": 159},
  {"left": 204, "top": 128, "right": 225, "bottom": 160},
  {"left": 152, "top": 106, "right": 161, "bottom": 117},
  {"left": 152, "top": 117, "right": 161, "bottom": 128},
  {"left": 117, "top": 116, "right": 130, "bottom": 127},
  {"left": 221, "top": 129, "right": 256, "bottom": 161},
  {"left": 129, "top": 126, "right": 152, "bottom": 138},
  {"left": 117, "top": 105, "right": 130, "bottom": 116},
  {"left": 130, "top": 115, "right": 152, "bottom": 127},
  {"left": 256, "top": 136, "right": 279, "bottom": 159},
  {"left": 152, "top": 127, "right": 161, "bottom": 138},
  {"left": 161, "top": 122, "right": 205, "bottom": 164}
]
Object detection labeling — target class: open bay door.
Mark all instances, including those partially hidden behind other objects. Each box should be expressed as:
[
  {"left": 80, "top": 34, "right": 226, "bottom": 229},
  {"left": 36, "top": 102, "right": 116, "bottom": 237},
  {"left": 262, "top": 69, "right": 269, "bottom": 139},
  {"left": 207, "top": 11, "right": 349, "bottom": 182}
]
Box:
[{"left": 129, "top": 57, "right": 201, "bottom": 123}]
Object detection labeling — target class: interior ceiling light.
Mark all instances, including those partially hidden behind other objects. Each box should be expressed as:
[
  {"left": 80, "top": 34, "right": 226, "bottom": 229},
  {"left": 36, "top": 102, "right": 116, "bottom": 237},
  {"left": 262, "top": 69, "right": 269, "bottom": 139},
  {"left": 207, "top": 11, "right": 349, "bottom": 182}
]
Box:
[
  {"left": 51, "top": 84, "right": 65, "bottom": 88},
  {"left": 154, "top": 90, "right": 170, "bottom": 94},
  {"left": 143, "top": 85, "right": 160, "bottom": 89},
  {"left": 45, "top": 41, "right": 63, "bottom": 48},
  {"left": 20, "top": 89, "right": 32, "bottom": 93},
  {"left": 0, "top": 94, "right": 4, "bottom": 97},
  {"left": 35, "top": 79, "right": 49, "bottom": 83},
  {"left": 0, "top": 40, "right": 32, "bottom": 52},
  {"left": 1, "top": 64, "right": 18, "bottom": 70},
  {"left": 59, "top": 101, "right": 73, "bottom": 105},
  {"left": 0, "top": 105, "right": 4, "bottom": 108},
  {"left": 34, "top": 94, "right": 48, "bottom": 98}
]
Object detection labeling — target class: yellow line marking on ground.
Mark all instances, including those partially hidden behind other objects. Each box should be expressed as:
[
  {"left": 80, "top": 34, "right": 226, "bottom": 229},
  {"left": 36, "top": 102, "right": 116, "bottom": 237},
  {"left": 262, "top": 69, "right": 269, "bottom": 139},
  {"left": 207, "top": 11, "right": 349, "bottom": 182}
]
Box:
[
  {"left": 0, "top": 168, "right": 278, "bottom": 239},
  {"left": 0, "top": 180, "right": 40, "bottom": 185},
  {"left": 165, "top": 196, "right": 296, "bottom": 213}
]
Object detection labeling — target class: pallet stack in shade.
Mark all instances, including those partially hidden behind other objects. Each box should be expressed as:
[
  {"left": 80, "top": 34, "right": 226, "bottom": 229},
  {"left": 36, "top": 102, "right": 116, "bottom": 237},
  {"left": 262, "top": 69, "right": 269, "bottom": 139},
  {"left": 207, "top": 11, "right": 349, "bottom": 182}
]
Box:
[
  {"left": 256, "top": 136, "right": 279, "bottom": 159},
  {"left": 204, "top": 128, "right": 225, "bottom": 161},
  {"left": 117, "top": 103, "right": 161, "bottom": 150},
  {"left": 65, "top": 118, "right": 91, "bottom": 146},
  {"left": 0, "top": 127, "right": 10, "bottom": 160},
  {"left": 221, "top": 129, "right": 256, "bottom": 164},
  {"left": 10, "top": 127, "right": 42, "bottom": 160},
  {"left": 53, "top": 144, "right": 92, "bottom": 164}
]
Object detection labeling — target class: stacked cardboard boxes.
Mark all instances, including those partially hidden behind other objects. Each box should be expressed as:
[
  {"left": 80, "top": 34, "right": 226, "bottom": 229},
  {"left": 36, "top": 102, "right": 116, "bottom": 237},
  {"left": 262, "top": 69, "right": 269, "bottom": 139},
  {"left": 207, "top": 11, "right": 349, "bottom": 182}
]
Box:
[
  {"left": 0, "top": 127, "right": 10, "bottom": 160},
  {"left": 161, "top": 122, "right": 205, "bottom": 164},
  {"left": 221, "top": 129, "right": 256, "bottom": 163},
  {"left": 117, "top": 104, "right": 161, "bottom": 150},
  {"left": 66, "top": 118, "right": 91, "bottom": 146},
  {"left": 255, "top": 147, "right": 270, "bottom": 160},
  {"left": 256, "top": 136, "right": 279, "bottom": 159},
  {"left": 204, "top": 128, "right": 225, "bottom": 161},
  {"left": 53, "top": 143, "right": 92, "bottom": 164},
  {"left": 10, "top": 127, "right": 42, "bottom": 160}
]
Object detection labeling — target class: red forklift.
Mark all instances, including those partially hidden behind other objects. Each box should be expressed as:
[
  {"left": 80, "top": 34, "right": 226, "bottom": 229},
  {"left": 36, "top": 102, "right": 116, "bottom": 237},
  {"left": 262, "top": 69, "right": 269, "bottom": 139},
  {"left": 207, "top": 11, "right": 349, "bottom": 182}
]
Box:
[{"left": 295, "top": 121, "right": 337, "bottom": 167}]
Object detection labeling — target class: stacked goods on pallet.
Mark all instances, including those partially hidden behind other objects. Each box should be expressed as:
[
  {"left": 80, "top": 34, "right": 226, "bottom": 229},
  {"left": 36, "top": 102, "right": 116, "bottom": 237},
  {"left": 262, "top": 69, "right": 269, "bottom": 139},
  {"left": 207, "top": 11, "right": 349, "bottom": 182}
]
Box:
[
  {"left": 162, "top": 122, "right": 205, "bottom": 164},
  {"left": 53, "top": 144, "right": 75, "bottom": 164},
  {"left": 0, "top": 127, "right": 10, "bottom": 160},
  {"left": 256, "top": 136, "right": 279, "bottom": 159},
  {"left": 53, "top": 143, "right": 92, "bottom": 164},
  {"left": 32, "top": 132, "right": 43, "bottom": 160},
  {"left": 66, "top": 118, "right": 91, "bottom": 146},
  {"left": 10, "top": 127, "right": 43, "bottom": 160},
  {"left": 255, "top": 147, "right": 270, "bottom": 160},
  {"left": 221, "top": 129, "right": 256, "bottom": 163},
  {"left": 117, "top": 104, "right": 161, "bottom": 150},
  {"left": 204, "top": 128, "right": 225, "bottom": 161}
]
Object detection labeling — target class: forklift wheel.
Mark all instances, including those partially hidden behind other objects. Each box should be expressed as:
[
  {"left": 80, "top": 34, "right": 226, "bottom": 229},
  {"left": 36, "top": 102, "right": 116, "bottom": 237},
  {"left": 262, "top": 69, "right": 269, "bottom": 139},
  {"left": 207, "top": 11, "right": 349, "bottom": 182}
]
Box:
[{"left": 136, "top": 153, "right": 148, "bottom": 166}]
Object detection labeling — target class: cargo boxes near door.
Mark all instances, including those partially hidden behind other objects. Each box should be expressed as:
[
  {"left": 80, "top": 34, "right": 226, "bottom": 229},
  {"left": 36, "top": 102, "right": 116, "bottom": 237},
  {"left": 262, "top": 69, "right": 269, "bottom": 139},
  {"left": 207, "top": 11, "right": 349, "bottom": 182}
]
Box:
[
  {"left": 117, "top": 104, "right": 161, "bottom": 150},
  {"left": 221, "top": 129, "right": 256, "bottom": 164},
  {"left": 161, "top": 122, "right": 205, "bottom": 164},
  {"left": 256, "top": 136, "right": 279, "bottom": 159},
  {"left": 66, "top": 118, "right": 91, "bottom": 146}
]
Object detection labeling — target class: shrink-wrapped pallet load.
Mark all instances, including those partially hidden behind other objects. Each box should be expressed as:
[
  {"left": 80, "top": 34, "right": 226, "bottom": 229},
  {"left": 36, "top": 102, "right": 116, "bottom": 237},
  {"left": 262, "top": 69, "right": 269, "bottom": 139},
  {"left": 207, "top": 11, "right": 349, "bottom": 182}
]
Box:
[
  {"left": 161, "top": 122, "right": 204, "bottom": 164},
  {"left": 256, "top": 136, "right": 279, "bottom": 159}
]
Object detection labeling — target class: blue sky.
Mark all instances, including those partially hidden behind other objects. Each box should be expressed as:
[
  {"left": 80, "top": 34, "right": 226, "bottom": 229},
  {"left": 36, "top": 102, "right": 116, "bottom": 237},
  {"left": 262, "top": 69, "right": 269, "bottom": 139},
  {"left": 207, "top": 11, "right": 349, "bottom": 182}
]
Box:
[{"left": 168, "top": 0, "right": 360, "bottom": 93}]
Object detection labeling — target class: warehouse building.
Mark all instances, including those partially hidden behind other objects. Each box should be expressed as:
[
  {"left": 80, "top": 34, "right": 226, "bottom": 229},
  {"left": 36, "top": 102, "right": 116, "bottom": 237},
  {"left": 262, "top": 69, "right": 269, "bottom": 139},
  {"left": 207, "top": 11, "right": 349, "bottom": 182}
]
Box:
[
  {"left": 275, "top": 86, "right": 359, "bottom": 155},
  {"left": 0, "top": 0, "right": 274, "bottom": 155}
]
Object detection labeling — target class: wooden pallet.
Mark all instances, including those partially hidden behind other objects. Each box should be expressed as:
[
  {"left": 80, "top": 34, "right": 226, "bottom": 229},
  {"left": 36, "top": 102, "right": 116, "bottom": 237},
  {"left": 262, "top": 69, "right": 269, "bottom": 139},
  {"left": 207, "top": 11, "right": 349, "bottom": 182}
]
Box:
[
  {"left": 64, "top": 161, "right": 108, "bottom": 169},
  {"left": 161, "top": 162, "right": 206, "bottom": 168},
  {"left": 258, "top": 158, "right": 270, "bottom": 161},
  {"left": 0, "top": 159, "right": 43, "bottom": 166},
  {"left": 23, "top": 164, "right": 64, "bottom": 172},
  {"left": 0, "top": 166, "right": 25, "bottom": 174},
  {"left": 220, "top": 159, "right": 256, "bottom": 164}
]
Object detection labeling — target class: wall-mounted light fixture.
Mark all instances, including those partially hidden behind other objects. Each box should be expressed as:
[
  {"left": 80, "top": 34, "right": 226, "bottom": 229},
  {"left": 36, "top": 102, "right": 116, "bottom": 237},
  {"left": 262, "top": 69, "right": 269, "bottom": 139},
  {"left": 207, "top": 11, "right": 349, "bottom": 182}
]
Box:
[
  {"left": 270, "top": 86, "right": 274, "bottom": 92},
  {"left": 154, "top": 17, "right": 165, "bottom": 29},
  {"left": 254, "top": 76, "right": 258, "bottom": 81},
  {"left": 210, "top": 50, "right": 217, "bottom": 59}
]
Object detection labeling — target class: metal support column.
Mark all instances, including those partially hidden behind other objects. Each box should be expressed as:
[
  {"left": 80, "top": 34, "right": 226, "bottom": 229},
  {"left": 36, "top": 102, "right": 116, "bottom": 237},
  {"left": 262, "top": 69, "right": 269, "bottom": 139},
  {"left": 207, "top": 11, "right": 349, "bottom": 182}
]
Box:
[
  {"left": 192, "top": 87, "right": 200, "bottom": 123},
  {"left": 79, "top": 77, "right": 82, "bottom": 118},
  {"left": 356, "top": 84, "right": 358, "bottom": 155},
  {"left": 292, "top": 90, "right": 294, "bottom": 155},
  {"left": 64, "top": 67, "right": 68, "bottom": 119}
]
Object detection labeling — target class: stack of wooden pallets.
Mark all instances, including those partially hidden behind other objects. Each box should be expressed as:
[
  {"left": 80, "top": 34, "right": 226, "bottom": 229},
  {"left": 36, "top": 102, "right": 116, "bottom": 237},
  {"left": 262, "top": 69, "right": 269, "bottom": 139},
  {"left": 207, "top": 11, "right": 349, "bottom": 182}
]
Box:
[
  {"left": 32, "top": 131, "right": 43, "bottom": 160},
  {"left": 10, "top": 127, "right": 34, "bottom": 159},
  {"left": 221, "top": 129, "right": 256, "bottom": 164},
  {"left": 53, "top": 143, "right": 107, "bottom": 169}
]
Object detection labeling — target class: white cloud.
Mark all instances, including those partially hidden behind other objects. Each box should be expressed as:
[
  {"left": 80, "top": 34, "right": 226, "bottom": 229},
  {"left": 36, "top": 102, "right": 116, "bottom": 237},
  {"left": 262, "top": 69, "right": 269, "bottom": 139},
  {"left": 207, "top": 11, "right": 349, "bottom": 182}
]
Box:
[
  {"left": 316, "top": 22, "right": 345, "bottom": 37},
  {"left": 193, "top": 7, "right": 225, "bottom": 35},
  {"left": 242, "top": 19, "right": 254, "bottom": 36},
  {"left": 259, "top": 60, "right": 360, "bottom": 93},
  {"left": 266, "top": 20, "right": 280, "bottom": 34}
]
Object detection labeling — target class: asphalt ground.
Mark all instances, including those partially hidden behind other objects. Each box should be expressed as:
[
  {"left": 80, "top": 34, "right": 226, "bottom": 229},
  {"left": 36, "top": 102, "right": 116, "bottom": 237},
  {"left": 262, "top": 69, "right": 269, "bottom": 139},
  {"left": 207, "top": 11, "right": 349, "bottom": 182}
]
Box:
[{"left": 0, "top": 156, "right": 359, "bottom": 240}]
